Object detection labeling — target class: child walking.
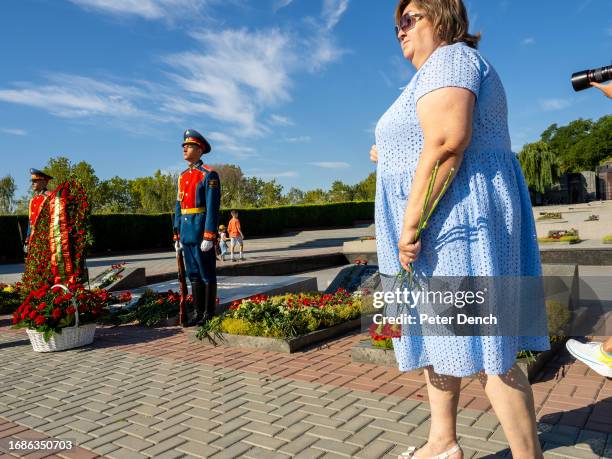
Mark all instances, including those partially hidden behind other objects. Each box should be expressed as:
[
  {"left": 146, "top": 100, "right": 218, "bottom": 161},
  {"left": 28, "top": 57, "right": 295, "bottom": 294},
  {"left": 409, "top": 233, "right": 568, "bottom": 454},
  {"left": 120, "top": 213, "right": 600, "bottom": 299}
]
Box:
[{"left": 228, "top": 210, "right": 244, "bottom": 261}]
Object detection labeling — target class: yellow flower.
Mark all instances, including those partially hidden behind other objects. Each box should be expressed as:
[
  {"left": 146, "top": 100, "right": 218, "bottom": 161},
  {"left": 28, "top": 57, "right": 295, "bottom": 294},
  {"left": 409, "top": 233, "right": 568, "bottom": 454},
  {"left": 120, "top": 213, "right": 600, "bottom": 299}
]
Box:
[{"left": 3, "top": 286, "right": 14, "bottom": 293}]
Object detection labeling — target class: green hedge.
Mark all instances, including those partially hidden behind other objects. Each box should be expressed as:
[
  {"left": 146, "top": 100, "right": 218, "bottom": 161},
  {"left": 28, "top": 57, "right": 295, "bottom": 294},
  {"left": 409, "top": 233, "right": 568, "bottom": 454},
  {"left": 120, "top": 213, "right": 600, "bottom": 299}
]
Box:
[
  {"left": 0, "top": 202, "right": 374, "bottom": 261},
  {"left": 0, "top": 215, "right": 29, "bottom": 262}
]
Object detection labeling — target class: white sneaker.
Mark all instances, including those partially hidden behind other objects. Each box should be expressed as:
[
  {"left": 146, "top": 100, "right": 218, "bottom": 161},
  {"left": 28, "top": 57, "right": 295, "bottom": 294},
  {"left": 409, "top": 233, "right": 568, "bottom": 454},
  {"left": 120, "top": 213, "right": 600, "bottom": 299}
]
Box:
[{"left": 566, "top": 339, "right": 612, "bottom": 377}]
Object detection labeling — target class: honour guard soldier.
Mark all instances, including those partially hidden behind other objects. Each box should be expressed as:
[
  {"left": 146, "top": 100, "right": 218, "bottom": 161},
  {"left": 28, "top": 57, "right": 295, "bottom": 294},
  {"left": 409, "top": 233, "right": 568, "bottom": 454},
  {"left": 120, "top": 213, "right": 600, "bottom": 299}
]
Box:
[
  {"left": 25, "top": 168, "right": 53, "bottom": 253},
  {"left": 173, "top": 129, "right": 221, "bottom": 326}
]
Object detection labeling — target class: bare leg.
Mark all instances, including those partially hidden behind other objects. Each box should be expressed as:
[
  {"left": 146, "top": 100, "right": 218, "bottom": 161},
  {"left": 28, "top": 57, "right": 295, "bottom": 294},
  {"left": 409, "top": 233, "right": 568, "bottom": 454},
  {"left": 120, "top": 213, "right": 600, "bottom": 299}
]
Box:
[
  {"left": 479, "top": 366, "right": 542, "bottom": 459},
  {"left": 410, "top": 367, "right": 463, "bottom": 458}
]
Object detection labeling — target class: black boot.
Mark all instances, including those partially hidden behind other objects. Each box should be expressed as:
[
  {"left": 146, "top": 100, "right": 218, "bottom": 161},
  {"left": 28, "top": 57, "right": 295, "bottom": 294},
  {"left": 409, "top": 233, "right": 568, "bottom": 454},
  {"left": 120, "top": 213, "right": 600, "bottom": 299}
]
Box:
[
  {"left": 187, "top": 280, "right": 205, "bottom": 327},
  {"left": 197, "top": 282, "right": 217, "bottom": 326}
]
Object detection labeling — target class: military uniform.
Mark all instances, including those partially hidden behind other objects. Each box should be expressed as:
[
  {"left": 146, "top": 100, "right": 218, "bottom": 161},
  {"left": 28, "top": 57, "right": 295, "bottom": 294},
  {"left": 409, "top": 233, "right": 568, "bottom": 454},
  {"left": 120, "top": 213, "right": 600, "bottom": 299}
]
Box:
[
  {"left": 26, "top": 168, "right": 53, "bottom": 246},
  {"left": 173, "top": 129, "right": 221, "bottom": 326}
]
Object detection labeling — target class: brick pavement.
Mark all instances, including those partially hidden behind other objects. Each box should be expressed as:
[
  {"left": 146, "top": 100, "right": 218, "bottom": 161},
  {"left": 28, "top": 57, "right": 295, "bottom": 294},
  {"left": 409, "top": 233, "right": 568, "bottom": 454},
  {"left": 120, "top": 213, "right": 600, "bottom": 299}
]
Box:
[{"left": 0, "top": 322, "right": 610, "bottom": 458}]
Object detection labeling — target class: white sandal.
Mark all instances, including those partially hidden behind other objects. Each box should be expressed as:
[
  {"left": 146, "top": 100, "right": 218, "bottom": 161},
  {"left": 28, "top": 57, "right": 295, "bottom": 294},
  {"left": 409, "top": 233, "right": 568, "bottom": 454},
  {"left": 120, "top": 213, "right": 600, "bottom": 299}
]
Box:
[{"left": 398, "top": 443, "right": 461, "bottom": 459}]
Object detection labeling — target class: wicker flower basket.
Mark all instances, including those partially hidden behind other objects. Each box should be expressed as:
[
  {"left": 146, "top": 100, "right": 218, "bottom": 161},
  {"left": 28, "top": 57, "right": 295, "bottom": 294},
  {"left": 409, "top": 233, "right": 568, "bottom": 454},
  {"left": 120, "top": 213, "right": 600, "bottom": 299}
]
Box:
[{"left": 26, "top": 284, "right": 97, "bottom": 352}]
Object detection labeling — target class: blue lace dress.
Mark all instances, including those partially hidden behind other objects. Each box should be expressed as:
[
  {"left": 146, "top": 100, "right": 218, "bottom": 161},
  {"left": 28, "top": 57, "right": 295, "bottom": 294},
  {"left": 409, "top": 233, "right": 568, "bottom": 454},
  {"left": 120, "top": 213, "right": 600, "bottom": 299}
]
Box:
[{"left": 374, "top": 42, "right": 550, "bottom": 377}]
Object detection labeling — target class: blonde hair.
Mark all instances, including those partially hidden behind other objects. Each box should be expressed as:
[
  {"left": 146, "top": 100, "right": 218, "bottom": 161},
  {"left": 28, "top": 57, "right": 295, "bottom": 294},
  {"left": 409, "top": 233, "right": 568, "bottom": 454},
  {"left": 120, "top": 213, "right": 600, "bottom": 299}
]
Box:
[{"left": 395, "top": 0, "right": 481, "bottom": 49}]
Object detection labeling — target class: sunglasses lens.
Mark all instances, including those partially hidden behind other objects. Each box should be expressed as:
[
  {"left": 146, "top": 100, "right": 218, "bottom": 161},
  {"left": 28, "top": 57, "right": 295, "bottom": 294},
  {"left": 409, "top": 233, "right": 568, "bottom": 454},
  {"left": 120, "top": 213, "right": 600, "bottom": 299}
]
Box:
[{"left": 400, "top": 14, "right": 412, "bottom": 31}]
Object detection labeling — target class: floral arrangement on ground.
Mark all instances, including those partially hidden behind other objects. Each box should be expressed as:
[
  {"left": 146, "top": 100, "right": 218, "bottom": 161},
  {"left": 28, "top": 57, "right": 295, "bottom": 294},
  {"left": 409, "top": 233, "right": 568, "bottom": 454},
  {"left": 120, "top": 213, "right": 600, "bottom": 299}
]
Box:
[
  {"left": 108, "top": 289, "right": 192, "bottom": 327},
  {"left": 11, "top": 281, "right": 109, "bottom": 341},
  {"left": 0, "top": 283, "right": 25, "bottom": 315},
  {"left": 197, "top": 288, "right": 361, "bottom": 341}
]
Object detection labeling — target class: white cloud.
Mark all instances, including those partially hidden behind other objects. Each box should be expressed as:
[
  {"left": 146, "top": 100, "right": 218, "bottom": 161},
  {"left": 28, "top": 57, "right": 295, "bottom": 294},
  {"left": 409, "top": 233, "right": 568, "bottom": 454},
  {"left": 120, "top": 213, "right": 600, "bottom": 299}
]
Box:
[
  {"left": 0, "top": 5, "right": 348, "bottom": 141},
  {"left": 68, "top": 0, "right": 208, "bottom": 21},
  {"left": 0, "top": 128, "right": 27, "bottom": 136},
  {"left": 163, "top": 22, "right": 345, "bottom": 134},
  {"left": 284, "top": 136, "right": 311, "bottom": 143},
  {"left": 521, "top": 37, "right": 535, "bottom": 45},
  {"left": 310, "top": 161, "right": 350, "bottom": 169},
  {"left": 0, "top": 73, "right": 176, "bottom": 129},
  {"left": 206, "top": 131, "right": 257, "bottom": 159},
  {"left": 0, "top": 77, "right": 140, "bottom": 118},
  {"left": 269, "top": 114, "right": 294, "bottom": 126},
  {"left": 164, "top": 28, "right": 294, "bottom": 135},
  {"left": 272, "top": 0, "right": 293, "bottom": 12},
  {"left": 539, "top": 98, "right": 571, "bottom": 111},
  {"left": 322, "top": 0, "right": 349, "bottom": 30}
]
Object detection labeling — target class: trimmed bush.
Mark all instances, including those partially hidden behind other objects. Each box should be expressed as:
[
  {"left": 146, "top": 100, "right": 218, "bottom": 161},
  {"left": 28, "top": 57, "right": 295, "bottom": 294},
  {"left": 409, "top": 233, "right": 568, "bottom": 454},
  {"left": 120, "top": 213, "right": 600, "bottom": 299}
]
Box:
[
  {"left": 0, "top": 201, "right": 374, "bottom": 260},
  {"left": 538, "top": 236, "right": 580, "bottom": 244},
  {"left": 0, "top": 215, "right": 29, "bottom": 262}
]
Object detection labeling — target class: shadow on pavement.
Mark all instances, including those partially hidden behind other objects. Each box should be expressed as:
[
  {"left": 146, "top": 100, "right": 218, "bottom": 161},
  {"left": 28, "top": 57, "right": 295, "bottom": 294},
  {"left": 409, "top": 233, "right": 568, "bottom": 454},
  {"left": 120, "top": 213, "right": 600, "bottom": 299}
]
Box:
[
  {"left": 88, "top": 324, "right": 183, "bottom": 349},
  {"left": 538, "top": 397, "right": 612, "bottom": 456},
  {"left": 0, "top": 338, "right": 31, "bottom": 350}
]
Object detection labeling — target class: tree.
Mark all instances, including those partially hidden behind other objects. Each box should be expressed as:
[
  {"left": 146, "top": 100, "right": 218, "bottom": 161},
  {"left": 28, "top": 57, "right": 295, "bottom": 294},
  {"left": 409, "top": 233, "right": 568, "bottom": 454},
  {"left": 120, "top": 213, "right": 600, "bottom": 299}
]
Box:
[
  {"left": 44, "top": 157, "right": 72, "bottom": 188},
  {"left": 43, "top": 156, "right": 99, "bottom": 209},
  {"left": 0, "top": 175, "right": 16, "bottom": 214},
  {"left": 303, "top": 188, "right": 328, "bottom": 204},
  {"left": 72, "top": 161, "right": 99, "bottom": 209},
  {"left": 213, "top": 164, "right": 245, "bottom": 208},
  {"left": 285, "top": 187, "right": 304, "bottom": 205},
  {"left": 259, "top": 180, "right": 284, "bottom": 207},
  {"left": 328, "top": 180, "right": 355, "bottom": 202},
  {"left": 131, "top": 170, "right": 178, "bottom": 213},
  {"left": 353, "top": 172, "right": 376, "bottom": 200},
  {"left": 97, "top": 177, "right": 137, "bottom": 213},
  {"left": 518, "top": 141, "right": 559, "bottom": 193},
  {"left": 13, "top": 195, "right": 30, "bottom": 215}
]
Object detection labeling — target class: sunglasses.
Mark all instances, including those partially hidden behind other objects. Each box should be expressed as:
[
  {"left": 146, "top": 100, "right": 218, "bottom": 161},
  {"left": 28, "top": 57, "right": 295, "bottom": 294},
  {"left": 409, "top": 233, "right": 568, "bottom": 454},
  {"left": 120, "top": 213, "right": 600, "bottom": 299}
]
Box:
[{"left": 394, "top": 12, "right": 426, "bottom": 41}]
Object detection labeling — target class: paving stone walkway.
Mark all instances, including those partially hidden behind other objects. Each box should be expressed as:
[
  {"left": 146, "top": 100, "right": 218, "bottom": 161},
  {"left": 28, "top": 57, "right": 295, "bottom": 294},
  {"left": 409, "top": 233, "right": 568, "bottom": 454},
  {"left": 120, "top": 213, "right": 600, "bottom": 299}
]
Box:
[{"left": 0, "top": 321, "right": 610, "bottom": 459}]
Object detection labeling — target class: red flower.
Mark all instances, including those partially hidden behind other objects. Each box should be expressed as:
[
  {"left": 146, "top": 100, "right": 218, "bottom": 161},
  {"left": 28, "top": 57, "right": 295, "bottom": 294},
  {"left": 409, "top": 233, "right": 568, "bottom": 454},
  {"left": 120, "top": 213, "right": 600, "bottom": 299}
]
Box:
[
  {"left": 118, "top": 292, "right": 132, "bottom": 303},
  {"left": 29, "top": 311, "right": 37, "bottom": 320},
  {"left": 51, "top": 308, "right": 62, "bottom": 320},
  {"left": 66, "top": 306, "right": 75, "bottom": 315},
  {"left": 34, "top": 315, "right": 46, "bottom": 326}
]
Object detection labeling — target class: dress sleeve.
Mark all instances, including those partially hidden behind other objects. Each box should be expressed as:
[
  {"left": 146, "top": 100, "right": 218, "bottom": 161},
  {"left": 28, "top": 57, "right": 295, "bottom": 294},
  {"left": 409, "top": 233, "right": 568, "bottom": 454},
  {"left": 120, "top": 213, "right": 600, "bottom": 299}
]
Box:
[{"left": 414, "top": 44, "right": 481, "bottom": 102}]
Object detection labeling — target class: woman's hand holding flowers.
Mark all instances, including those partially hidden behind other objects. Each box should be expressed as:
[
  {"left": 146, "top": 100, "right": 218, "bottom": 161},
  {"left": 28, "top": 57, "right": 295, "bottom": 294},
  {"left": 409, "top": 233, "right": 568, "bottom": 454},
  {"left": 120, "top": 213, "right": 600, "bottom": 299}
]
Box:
[{"left": 398, "top": 226, "right": 421, "bottom": 270}]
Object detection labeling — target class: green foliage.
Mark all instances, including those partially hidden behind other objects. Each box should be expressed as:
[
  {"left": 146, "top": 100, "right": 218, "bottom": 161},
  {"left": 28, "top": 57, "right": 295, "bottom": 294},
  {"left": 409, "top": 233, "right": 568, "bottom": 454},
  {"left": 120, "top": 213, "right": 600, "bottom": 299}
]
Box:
[
  {"left": 131, "top": 170, "right": 178, "bottom": 213},
  {"left": 538, "top": 236, "right": 580, "bottom": 243},
  {"left": 112, "top": 289, "right": 180, "bottom": 327},
  {"left": 0, "top": 284, "right": 25, "bottom": 315},
  {"left": 0, "top": 175, "right": 16, "bottom": 214},
  {"left": 540, "top": 115, "right": 611, "bottom": 173},
  {"left": 0, "top": 215, "right": 29, "bottom": 260},
  {"left": 353, "top": 173, "right": 376, "bottom": 201},
  {"left": 0, "top": 201, "right": 373, "bottom": 258},
  {"left": 44, "top": 157, "right": 100, "bottom": 210},
  {"left": 96, "top": 177, "right": 137, "bottom": 213},
  {"left": 518, "top": 141, "right": 559, "bottom": 193},
  {"left": 199, "top": 290, "right": 361, "bottom": 340},
  {"left": 545, "top": 300, "right": 571, "bottom": 337}
]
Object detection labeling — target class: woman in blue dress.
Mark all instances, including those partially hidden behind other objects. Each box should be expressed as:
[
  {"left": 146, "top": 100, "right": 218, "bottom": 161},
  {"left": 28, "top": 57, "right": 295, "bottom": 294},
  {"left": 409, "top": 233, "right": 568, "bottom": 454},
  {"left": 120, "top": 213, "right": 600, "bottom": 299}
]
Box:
[{"left": 374, "top": 1, "right": 549, "bottom": 458}]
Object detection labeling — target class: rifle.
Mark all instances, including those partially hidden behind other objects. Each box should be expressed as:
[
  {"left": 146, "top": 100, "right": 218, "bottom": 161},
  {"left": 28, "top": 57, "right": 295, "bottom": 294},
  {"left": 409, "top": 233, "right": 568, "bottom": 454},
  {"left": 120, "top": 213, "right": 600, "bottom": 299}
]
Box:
[
  {"left": 172, "top": 214, "right": 188, "bottom": 327},
  {"left": 17, "top": 221, "right": 25, "bottom": 257}
]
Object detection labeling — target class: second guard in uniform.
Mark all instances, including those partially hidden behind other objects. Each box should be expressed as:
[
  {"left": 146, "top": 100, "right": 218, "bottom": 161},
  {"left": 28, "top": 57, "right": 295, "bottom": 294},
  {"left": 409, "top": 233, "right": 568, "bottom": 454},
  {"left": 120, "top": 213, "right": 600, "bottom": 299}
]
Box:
[
  {"left": 173, "top": 129, "right": 221, "bottom": 326},
  {"left": 25, "top": 168, "right": 53, "bottom": 253}
]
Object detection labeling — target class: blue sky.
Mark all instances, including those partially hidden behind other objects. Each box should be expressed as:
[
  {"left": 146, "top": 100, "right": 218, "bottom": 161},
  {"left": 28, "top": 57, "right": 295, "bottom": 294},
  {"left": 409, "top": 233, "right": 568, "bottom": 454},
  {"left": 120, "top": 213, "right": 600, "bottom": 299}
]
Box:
[{"left": 1, "top": 0, "right": 611, "bottom": 199}]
